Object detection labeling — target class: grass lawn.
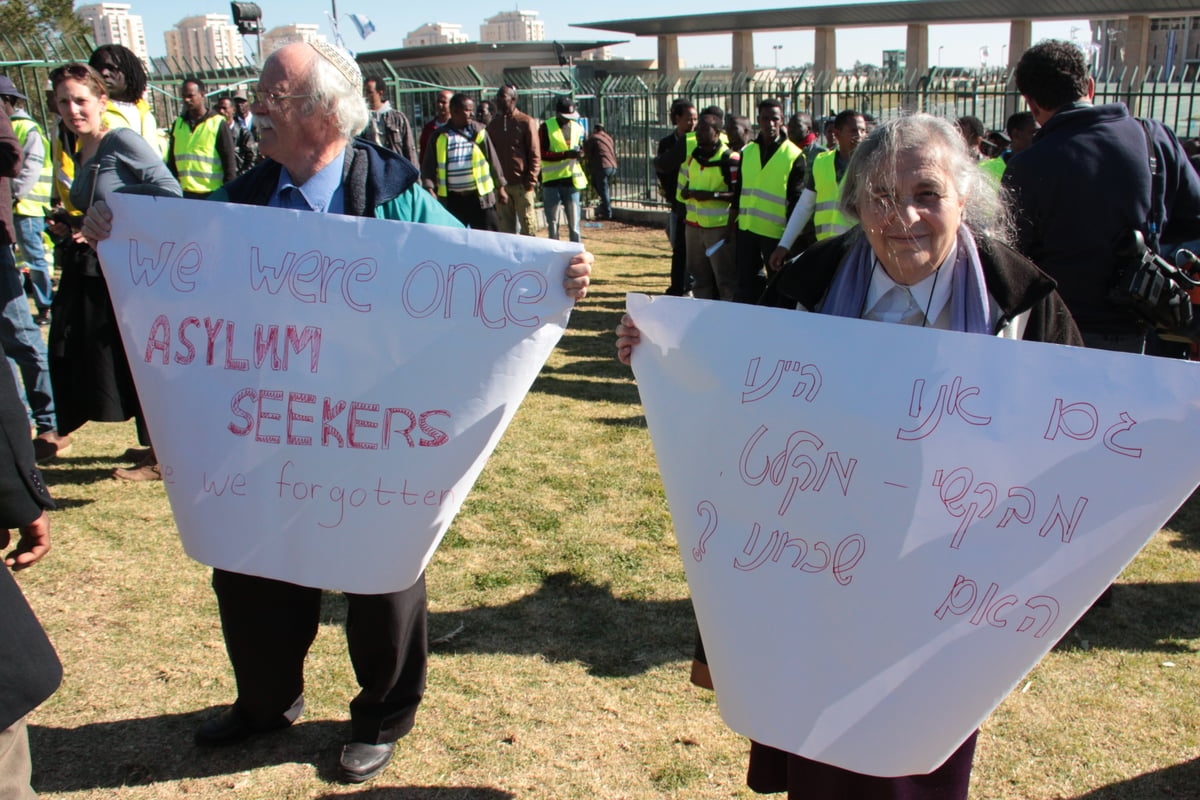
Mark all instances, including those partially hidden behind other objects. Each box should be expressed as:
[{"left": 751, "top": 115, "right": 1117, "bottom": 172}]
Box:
[{"left": 17, "top": 221, "right": 1200, "bottom": 799}]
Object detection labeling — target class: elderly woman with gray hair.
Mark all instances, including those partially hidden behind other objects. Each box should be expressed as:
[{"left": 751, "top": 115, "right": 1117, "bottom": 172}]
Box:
[{"left": 617, "top": 113, "right": 1082, "bottom": 798}]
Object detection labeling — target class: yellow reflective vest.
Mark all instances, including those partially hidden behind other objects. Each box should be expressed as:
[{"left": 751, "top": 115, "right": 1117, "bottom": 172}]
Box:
[
  {"left": 434, "top": 127, "right": 496, "bottom": 198},
  {"left": 171, "top": 113, "right": 225, "bottom": 195},
  {"left": 678, "top": 144, "right": 734, "bottom": 227},
  {"left": 541, "top": 117, "right": 587, "bottom": 189},
  {"left": 104, "top": 98, "right": 164, "bottom": 155},
  {"left": 738, "top": 138, "right": 802, "bottom": 239},
  {"left": 812, "top": 150, "right": 853, "bottom": 240},
  {"left": 11, "top": 115, "right": 53, "bottom": 216},
  {"left": 980, "top": 156, "right": 1006, "bottom": 184}
]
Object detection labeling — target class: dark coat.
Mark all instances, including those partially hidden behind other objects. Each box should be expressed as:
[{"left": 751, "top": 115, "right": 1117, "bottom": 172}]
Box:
[
  {"left": 1003, "top": 102, "right": 1200, "bottom": 333},
  {"left": 0, "top": 364, "right": 59, "bottom": 731},
  {"left": 767, "top": 228, "right": 1084, "bottom": 347}
]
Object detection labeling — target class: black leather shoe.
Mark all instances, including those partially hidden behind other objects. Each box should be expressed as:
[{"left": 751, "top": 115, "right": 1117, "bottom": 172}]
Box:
[
  {"left": 194, "top": 707, "right": 288, "bottom": 746},
  {"left": 338, "top": 741, "right": 395, "bottom": 783}
]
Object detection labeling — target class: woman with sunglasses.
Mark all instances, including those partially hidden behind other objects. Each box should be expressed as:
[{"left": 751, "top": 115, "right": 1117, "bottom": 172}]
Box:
[{"left": 48, "top": 63, "right": 180, "bottom": 480}]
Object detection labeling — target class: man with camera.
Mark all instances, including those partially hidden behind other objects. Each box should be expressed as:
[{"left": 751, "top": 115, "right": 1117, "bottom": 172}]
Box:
[{"left": 1004, "top": 39, "right": 1200, "bottom": 354}]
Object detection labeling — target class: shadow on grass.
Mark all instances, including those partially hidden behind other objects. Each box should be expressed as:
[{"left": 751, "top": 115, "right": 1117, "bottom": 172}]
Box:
[
  {"left": 531, "top": 374, "right": 640, "bottom": 405},
  {"left": 1067, "top": 756, "right": 1200, "bottom": 799},
  {"left": 39, "top": 462, "right": 125, "bottom": 488},
  {"left": 314, "top": 789, "right": 514, "bottom": 799},
  {"left": 1057, "top": 580, "right": 1200, "bottom": 654},
  {"left": 1165, "top": 487, "right": 1200, "bottom": 551},
  {"left": 425, "top": 571, "right": 695, "bottom": 678},
  {"left": 330, "top": 571, "right": 692, "bottom": 680},
  {"left": 31, "top": 715, "right": 507, "bottom": 792}
]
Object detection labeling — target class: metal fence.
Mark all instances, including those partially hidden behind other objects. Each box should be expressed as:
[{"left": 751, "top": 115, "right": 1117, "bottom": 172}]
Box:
[
  {"left": 564, "top": 67, "right": 1200, "bottom": 213},
  {"left": 7, "top": 34, "right": 1200, "bottom": 217}
]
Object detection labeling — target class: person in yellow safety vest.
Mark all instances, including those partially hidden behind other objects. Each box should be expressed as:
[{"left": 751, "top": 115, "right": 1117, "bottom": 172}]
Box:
[
  {"left": 678, "top": 112, "right": 741, "bottom": 301},
  {"left": 539, "top": 96, "right": 587, "bottom": 243},
  {"left": 167, "top": 78, "right": 236, "bottom": 199},
  {"left": 979, "top": 111, "right": 1039, "bottom": 185},
  {"left": 734, "top": 98, "right": 807, "bottom": 303},
  {"left": 0, "top": 77, "right": 55, "bottom": 322},
  {"left": 89, "top": 45, "right": 165, "bottom": 156},
  {"left": 0, "top": 99, "right": 70, "bottom": 463},
  {"left": 768, "top": 109, "right": 867, "bottom": 272},
  {"left": 419, "top": 93, "right": 507, "bottom": 231}
]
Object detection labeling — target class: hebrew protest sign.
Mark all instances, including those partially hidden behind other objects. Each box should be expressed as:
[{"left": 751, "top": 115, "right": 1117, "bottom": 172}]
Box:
[
  {"left": 98, "top": 193, "right": 579, "bottom": 594},
  {"left": 626, "top": 292, "right": 1200, "bottom": 777}
]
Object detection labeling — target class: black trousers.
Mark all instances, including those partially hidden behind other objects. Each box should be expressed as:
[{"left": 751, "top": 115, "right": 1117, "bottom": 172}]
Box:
[
  {"left": 735, "top": 230, "right": 780, "bottom": 304},
  {"left": 440, "top": 192, "right": 501, "bottom": 231},
  {"left": 212, "top": 568, "right": 428, "bottom": 744}
]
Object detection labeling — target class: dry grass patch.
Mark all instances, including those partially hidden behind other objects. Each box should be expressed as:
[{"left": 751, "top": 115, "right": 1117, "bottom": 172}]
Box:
[{"left": 14, "top": 222, "right": 1200, "bottom": 799}]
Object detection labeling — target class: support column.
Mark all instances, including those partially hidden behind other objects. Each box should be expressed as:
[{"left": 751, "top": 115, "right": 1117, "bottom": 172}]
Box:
[
  {"left": 658, "top": 34, "right": 680, "bottom": 81},
  {"left": 1005, "top": 20, "right": 1033, "bottom": 118},
  {"left": 731, "top": 31, "right": 755, "bottom": 117},
  {"left": 657, "top": 35, "right": 680, "bottom": 123},
  {"left": 1008, "top": 20, "right": 1032, "bottom": 69},
  {"left": 732, "top": 30, "right": 755, "bottom": 74},
  {"left": 904, "top": 23, "right": 929, "bottom": 111},
  {"left": 813, "top": 26, "right": 836, "bottom": 117},
  {"left": 1124, "top": 15, "right": 1151, "bottom": 86}
]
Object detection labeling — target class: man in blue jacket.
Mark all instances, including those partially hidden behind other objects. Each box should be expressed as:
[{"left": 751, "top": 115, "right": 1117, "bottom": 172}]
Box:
[{"left": 1004, "top": 39, "right": 1200, "bottom": 354}]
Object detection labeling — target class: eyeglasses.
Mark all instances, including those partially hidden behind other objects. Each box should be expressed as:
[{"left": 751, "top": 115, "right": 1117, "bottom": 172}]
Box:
[{"left": 250, "top": 88, "right": 314, "bottom": 109}]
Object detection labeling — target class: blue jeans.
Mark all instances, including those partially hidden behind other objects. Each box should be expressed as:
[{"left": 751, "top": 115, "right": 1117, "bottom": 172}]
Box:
[
  {"left": 13, "top": 215, "right": 52, "bottom": 312},
  {"left": 0, "top": 245, "right": 54, "bottom": 432},
  {"left": 592, "top": 167, "right": 617, "bottom": 219},
  {"left": 542, "top": 184, "right": 581, "bottom": 243}
]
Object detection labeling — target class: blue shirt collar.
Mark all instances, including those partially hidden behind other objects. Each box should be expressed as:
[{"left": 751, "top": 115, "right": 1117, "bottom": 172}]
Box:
[{"left": 269, "top": 149, "right": 347, "bottom": 214}]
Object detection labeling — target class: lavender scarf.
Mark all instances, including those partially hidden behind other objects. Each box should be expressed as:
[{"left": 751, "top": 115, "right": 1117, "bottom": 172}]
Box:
[{"left": 818, "top": 224, "right": 992, "bottom": 334}]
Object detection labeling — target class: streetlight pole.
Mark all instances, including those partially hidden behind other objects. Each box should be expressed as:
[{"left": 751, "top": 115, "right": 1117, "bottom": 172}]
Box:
[
  {"left": 773, "top": 44, "right": 783, "bottom": 71},
  {"left": 938, "top": 45, "right": 945, "bottom": 67}
]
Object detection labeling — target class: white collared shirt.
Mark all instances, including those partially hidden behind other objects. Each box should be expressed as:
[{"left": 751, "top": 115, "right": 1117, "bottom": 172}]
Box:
[{"left": 862, "top": 243, "right": 957, "bottom": 329}]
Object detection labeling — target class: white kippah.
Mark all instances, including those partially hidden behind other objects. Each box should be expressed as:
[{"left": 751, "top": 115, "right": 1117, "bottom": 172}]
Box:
[{"left": 308, "top": 40, "right": 361, "bottom": 91}]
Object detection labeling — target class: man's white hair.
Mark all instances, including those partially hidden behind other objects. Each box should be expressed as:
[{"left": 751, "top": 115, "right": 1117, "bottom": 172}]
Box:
[{"left": 299, "top": 48, "right": 368, "bottom": 142}]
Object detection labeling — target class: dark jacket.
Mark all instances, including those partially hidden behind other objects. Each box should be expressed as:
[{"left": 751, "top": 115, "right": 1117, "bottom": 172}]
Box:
[
  {"left": 1003, "top": 102, "right": 1200, "bottom": 333},
  {"left": 362, "top": 104, "right": 417, "bottom": 166},
  {"left": 655, "top": 130, "right": 687, "bottom": 210},
  {"left": 0, "top": 364, "right": 59, "bottom": 731},
  {"left": 217, "top": 137, "right": 419, "bottom": 214},
  {"left": 767, "top": 229, "right": 1084, "bottom": 347},
  {"left": 486, "top": 108, "right": 541, "bottom": 188},
  {"left": 584, "top": 129, "right": 618, "bottom": 172},
  {"left": 0, "top": 106, "right": 21, "bottom": 245}
]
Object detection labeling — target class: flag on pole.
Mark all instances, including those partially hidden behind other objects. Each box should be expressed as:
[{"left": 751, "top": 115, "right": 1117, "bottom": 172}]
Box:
[{"left": 350, "top": 14, "right": 375, "bottom": 39}]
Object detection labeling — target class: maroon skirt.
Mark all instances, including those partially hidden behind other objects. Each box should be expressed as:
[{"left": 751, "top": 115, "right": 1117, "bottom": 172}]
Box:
[{"left": 746, "top": 732, "right": 978, "bottom": 800}]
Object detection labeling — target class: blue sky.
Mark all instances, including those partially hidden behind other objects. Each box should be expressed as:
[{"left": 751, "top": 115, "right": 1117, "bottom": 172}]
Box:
[{"left": 108, "top": 0, "right": 1088, "bottom": 70}]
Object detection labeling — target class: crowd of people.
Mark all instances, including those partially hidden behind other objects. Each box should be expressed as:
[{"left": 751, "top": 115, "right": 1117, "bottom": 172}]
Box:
[{"left": 1, "top": 33, "right": 1197, "bottom": 800}]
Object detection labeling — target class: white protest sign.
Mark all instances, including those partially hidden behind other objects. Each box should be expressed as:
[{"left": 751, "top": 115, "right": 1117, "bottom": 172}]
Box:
[
  {"left": 98, "top": 193, "right": 579, "bottom": 594},
  {"left": 626, "top": 292, "right": 1200, "bottom": 777}
]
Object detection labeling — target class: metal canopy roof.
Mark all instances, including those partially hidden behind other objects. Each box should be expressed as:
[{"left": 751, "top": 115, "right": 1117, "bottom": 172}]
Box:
[
  {"left": 575, "top": 0, "right": 1200, "bottom": 37},
  {"left": 359, "top": 39, "right": 623, "bottom": 63}
]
